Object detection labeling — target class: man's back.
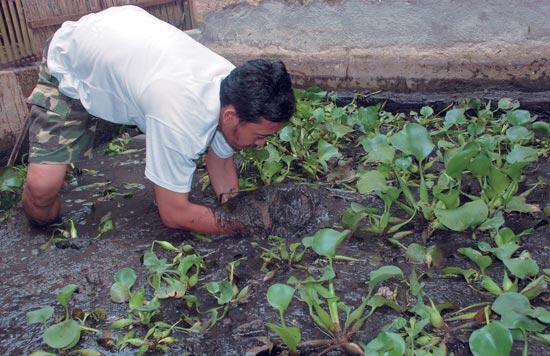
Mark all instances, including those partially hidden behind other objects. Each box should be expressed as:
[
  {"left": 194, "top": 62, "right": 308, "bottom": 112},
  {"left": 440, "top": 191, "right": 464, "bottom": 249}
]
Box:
[{"left": 47, "top": 5, "right": 235, "bottom": 133}]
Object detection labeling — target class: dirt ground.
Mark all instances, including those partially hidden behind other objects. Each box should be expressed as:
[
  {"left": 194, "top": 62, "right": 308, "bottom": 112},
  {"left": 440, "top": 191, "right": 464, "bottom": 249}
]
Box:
[{"left": 0, "top": 135, "right": 548, "bottom": 355}]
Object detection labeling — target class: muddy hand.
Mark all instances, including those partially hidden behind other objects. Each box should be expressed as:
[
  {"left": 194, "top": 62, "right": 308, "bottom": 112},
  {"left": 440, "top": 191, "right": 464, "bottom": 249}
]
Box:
[{"left": 213, "top": 198, "right": 273, "bottom": 237}]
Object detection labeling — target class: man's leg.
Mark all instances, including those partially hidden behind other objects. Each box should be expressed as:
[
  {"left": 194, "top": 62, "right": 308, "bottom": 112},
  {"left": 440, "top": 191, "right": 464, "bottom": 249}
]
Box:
[{"left": 22, "top": 163, "right": 67, "bottom": 225}]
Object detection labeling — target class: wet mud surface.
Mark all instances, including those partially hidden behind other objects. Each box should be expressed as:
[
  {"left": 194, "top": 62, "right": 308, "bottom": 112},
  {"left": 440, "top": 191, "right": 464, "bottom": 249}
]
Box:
[{"left": 0, "top": 136, "right": 548, "bottom": 355}]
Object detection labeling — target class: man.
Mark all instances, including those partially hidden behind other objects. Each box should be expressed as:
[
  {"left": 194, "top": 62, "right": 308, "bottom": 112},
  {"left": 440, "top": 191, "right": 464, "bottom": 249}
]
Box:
[{"left": 22, "top": 5, "right": 295, "bottom": 235}]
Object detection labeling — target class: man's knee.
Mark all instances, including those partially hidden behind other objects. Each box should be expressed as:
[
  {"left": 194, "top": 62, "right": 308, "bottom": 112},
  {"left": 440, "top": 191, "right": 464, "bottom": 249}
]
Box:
[
  {"left": 23, "top": 164, "right": 67, "bottom": 208},
  {"left": 23, "top": 179, "right": 60, "bottom": 208}
]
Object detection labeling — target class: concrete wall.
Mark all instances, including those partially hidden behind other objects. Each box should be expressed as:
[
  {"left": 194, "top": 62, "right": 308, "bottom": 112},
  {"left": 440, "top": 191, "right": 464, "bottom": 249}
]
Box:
[{"left": 194, "top": 0, "right": 550, "bottom": 93}]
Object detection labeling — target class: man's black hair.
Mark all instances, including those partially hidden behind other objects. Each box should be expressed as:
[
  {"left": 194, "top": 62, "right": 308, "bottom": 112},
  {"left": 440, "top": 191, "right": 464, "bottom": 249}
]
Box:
[{"left": 220, "top": 59, "right": 296, "bottom": 123}]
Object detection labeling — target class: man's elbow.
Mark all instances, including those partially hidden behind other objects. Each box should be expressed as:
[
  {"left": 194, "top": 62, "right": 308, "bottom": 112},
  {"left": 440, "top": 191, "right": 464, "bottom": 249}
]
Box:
[{"left": 157, "top": 207, "right": 185, "bottom": 230}]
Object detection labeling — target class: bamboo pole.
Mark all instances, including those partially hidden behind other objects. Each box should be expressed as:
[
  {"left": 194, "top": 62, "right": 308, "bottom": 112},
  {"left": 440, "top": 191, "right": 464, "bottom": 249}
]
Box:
[
  {"left": 15, "top": 0, "right": 33, "bottom": 56},
  {"left": 2, "top": 0, "right": 20, "bottom": 59},
  {"left": 8, "top": 0, "right": 26, "bottom": 57},
  {"left": 0, "top": 4, "right": 15, "bottom": 62}
]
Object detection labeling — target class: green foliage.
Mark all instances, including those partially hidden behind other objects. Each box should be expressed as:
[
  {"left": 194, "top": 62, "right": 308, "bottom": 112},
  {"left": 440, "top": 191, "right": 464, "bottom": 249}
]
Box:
[
  {"left": 302, "top": 228, "right": 350, "bottom": 260},
  {"left": 492, "top": 293, "right": 547, "bottom": 332},
  {"left": 0, "top": 165, "right": 26, "bottom": 211},
  {"left": 363, "top": 331, "right": 406, "bottom": 356},
  {"left": 110, "top": 268, "right": 137, "bottom": 303},
  {"left": 389, "top": 123, "right": 434, "bottom": 162},
  {"left": 266, "top": 284, "right": 300, "bottom": 353},
  {"left": 26, "top": 306, "right": 54, "bottom": 326},
  {"left": 267, "top": 284, "right": 295, "bottom": 315},
  {"left": 434, "top": 200, "right": 489, "bottom": 232},
  {"left": 469, "top": 321, "right": 513, "bottom": 356},
  {"left": 26, "top": 284, "right": 92, "bottom": 351},
  {"left": 367, "top": 266, "right": 404, "bottom": 291}
]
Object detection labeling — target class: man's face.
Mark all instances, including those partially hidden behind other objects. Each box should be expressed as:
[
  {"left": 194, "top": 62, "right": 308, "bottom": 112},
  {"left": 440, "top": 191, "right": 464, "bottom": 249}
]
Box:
[{"left": 219, "top": 106, "right": 284, "bottom": 150}]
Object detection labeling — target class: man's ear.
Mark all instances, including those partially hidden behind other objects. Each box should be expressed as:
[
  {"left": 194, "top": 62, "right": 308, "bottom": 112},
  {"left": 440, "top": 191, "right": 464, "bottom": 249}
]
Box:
[{"left": 221, "top": 105, "right": 239, "bottom": 126}]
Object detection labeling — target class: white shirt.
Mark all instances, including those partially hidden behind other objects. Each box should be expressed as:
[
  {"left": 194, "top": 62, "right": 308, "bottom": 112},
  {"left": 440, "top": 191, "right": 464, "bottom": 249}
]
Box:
[{"left": 47, "top": 5, "right": 235, "bottom": 193}]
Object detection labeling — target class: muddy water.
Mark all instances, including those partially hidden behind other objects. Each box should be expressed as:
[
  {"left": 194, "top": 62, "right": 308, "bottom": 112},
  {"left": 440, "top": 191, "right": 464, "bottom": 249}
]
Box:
[{"left": 1, "top": 136, "right": 548, "bottom": 355}]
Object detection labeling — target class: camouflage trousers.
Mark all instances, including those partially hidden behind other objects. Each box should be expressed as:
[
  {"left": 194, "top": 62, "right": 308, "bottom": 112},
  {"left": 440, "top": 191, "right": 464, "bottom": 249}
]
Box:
[{"left": 27, "top": 41, "right": 97, "bottom": 164}]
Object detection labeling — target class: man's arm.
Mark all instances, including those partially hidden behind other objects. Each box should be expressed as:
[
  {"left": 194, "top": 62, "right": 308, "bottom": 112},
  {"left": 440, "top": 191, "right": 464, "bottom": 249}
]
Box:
[
  {"left": 154, "top": 185, "right": 235, "bottom": 234},
  {"left": 205, "top": 147, "right": 239, "bottom": 203}
]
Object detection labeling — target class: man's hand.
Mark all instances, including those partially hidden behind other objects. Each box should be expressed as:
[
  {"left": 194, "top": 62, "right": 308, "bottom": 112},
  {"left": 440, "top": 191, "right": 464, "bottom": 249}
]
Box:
[{"left": 219, "top": 191, "right": 239, "bottom": 204}]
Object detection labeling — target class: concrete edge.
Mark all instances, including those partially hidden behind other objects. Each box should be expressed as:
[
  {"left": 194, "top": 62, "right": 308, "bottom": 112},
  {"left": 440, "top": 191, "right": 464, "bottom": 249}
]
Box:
[{"left": 206, "top": 40, "right": 550, "bottom": 92}]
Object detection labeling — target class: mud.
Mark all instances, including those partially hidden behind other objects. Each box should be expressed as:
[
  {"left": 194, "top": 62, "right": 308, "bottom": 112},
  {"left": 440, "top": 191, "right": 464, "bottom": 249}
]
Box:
[{"left": 0, "top": 136, "right": 548, "bottom": 355}]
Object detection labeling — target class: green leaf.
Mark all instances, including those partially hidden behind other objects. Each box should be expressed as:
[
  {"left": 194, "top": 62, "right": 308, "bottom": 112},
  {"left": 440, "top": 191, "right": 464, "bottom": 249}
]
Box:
[
  {"left": 110, "top": 282, "right": 130, "bottom": 303},
  {"left": 360, "top": 135, "right": 395, "bottom": 163},
  {"left": 480, "top": 276, "right": 502, "bottom": 296},
  {"left": 505, "top": 196, "right": 541, "bottom": 213},
  {"left": 27, "top": 306, "right": 54, "bottom": 325},
  {"left": 206, "top": 280, "right": 234, "bottom": 305},
  {"left": 115, "top": 267, "right": 137, "bottom": 289},
  {"left": 327, "top": 121, "right": 354, "bottom": 139},
  {"left": 506, "top": 110, "right": 533, "bottom": 126},
  {"left": 434, "top": 199, "right": 489, "bottom": 231},
  {"left": 394, "top": 156, "right": 412, "bottom": 171},
  {"left": 341, "top": 203, "right": 372, "bottom": 231},
  {"left": 317, "top": 139, "right": 339, "bottom": 164},
  {"left": 405, "top": 243, "right": 426, "bottom": 264},
  {"left": 57, "top": 284, "right": 78, "bottom": 310},
  {"left": 110, "top": 267, "right": 137, "bottom": 303},
  {"left": 521, "top": 276, "right": 547, "bottom": 300},
  {"left": 43, "top": 319, "right": 81, "bottom": 349},
  {"left": 478, "top": 211, "right": 505, "bottom": 231},
  {"left": 367, "top": 265, "right": 404, "bottom": 290},
  {"left": 506, "top": 126, "right": 533, "bottom": 143},
  {"left": 528, "top": 307, "right": 550, "bottom": 324},
  {"left": 468, "top": 154, "right": 492, "bottom": 177},
  {"left": 266, "top": 323, "right": 301, "bottom": 353},
  {"left": 442, "top": 267, "right": 478, "bottom": 282},
  {"left": 356, "top": 170, "right": 389, "bottom": 194},
  {"left": 267, "top": 284, "right": 295, "bottom": 315},
  {"left": 495, "top": 228, "right": 520, "bottom": 247},
  {"left": 364, "top": 331, "right": 406, "bottom": 356},
  {"left": 96, "top": 212, "right": 114, "bottom": 237},
  {"left": 302, "top": 228, "right": 350, "bottom": 259},
  {"left": 444, "top": 108, "right": 466, "bottom": 128},
  {"left": 389, "top": 123, "right": 434, "bottom": 162},
  {"left": 29, "top": 352, "right": 56, "bottom": 356},
  {"left": 531, "top": 121, "right": 550, "bottom": 135},
  {"left": 420, "top": 106, "right": 434, "bottom": 117},
  {"left": 503, "top": 252, "right": 539, "bottom": 279},
  {"left": 498, "top": 98, "right": 518, "bottom": 111},
  {"left": 153, "top": 240, "right": 178, "bottom": 252},
  {"left": 111, "top": 318, "right": 134, "bottom": 329},
  {"left": 445, "top": 142, "right": 480, "bottom": 178},
  {"left": 279, "top": 127, "right": 295, "bottom": 142},
  {"left": 469, "top": 321, "right": 512, "bottom": 356},
  {"left": 356, "top": 106, "right": 380, "bottom": 132},
  {"left": 478, "top": 243, "right": 519, "bottom": 261},
  {"left": 458, "top": 247, "right": 492, "bottom": 274},
  {"left": 129, "top": 287, "right": 145, "bottom": 310},
  {"left": 492, "top": 292, "right": 545, "bottom": 331},
  {"left": 506, "top": 145, "right": 538, "bottom": 165},
  {"left": 0, "top": 166, "right": 25, "bottom": 191}
]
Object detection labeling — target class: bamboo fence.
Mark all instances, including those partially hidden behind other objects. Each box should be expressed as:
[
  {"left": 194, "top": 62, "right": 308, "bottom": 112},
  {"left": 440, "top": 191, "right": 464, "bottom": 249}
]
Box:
[{"left": 0, "top": 0, "right": 40, "bottom": 68}]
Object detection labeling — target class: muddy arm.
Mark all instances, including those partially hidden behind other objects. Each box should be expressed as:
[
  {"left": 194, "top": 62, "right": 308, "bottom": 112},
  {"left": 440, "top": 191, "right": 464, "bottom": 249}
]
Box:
[
  {"left": 154, "top": 185, "right": 239, "bottom": 234},
  {"left": 205, "top": 147, "right": 239, "bottom": 203}
]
